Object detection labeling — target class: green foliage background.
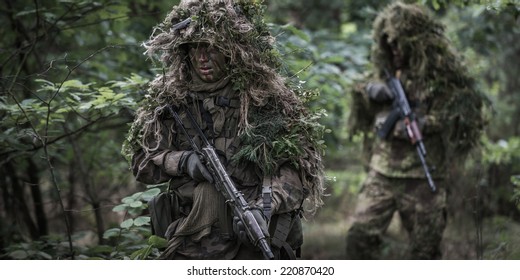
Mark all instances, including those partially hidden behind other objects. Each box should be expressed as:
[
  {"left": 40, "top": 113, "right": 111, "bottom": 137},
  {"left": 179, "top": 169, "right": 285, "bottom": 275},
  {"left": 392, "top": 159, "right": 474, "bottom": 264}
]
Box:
[{"left": 1, "top": 0, "right": 519, "bottom": 259}]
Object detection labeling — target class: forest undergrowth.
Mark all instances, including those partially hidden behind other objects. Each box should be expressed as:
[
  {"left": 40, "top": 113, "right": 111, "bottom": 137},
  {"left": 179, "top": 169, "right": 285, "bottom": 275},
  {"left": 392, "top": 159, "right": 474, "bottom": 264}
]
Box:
[{"left": 301, "top": 169, "right": 520, "bottom": 260}]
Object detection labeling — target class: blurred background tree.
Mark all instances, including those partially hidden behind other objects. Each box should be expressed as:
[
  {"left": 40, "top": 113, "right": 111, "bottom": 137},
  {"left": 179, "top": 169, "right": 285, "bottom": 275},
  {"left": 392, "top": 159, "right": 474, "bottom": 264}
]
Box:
[{"left": 1, "top": 0, "right": 518, "bottom": 259}]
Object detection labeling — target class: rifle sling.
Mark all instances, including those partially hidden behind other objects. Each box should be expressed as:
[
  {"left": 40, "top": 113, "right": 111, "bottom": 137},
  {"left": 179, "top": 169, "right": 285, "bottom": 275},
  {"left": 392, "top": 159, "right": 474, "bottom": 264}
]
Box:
[{"left": 178, "top": 103, "right": 235, "bottom": 239}]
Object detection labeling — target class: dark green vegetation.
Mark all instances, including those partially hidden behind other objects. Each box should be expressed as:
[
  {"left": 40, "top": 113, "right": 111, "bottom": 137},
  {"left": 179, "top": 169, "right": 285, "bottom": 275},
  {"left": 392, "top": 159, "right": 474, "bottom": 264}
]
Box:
[{"left": 1, "top": 0, "right": 519, "bottom": 259}]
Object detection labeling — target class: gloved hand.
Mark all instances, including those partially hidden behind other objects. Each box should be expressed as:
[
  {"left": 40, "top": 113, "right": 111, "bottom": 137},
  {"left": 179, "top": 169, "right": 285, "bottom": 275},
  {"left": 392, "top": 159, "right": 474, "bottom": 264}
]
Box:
[
  {"left": 179, "top": 151, "right": 213, "bottom": 183},
  {"left": 232, "top": 208, "right": 270, "bottom": 246},
  {"left": 366, "top": 82, "right": 394, "bottom": 103}
]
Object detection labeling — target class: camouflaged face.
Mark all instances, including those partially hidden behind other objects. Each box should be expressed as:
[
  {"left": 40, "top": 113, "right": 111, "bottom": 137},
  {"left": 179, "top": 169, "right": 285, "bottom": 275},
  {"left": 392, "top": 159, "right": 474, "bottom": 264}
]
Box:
[
  {"left": 371, "top": 2, "right": 446, "bottom": 80},
  {"left": 145, "top": 0, "right": 275, "bottom": 65}
]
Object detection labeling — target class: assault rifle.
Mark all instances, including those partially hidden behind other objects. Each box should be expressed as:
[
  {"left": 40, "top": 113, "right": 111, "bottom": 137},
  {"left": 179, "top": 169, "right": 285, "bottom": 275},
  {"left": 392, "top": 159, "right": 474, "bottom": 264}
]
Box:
[
  {"left": 377, "top": 69, "right": 437, "bottom": 193},
  {"left": 167, "top": 105, "right": 275, "bottom": 260}
]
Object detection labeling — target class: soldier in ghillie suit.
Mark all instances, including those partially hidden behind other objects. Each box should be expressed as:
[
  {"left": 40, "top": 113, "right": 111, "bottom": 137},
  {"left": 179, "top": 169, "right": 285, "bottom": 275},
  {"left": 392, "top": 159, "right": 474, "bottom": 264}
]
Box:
[
  {"left": 122, "top": 0, "right": 325, "bottom": 259},
  {"left": 345, "top": 2, "right": 489, "bottom": 259}
]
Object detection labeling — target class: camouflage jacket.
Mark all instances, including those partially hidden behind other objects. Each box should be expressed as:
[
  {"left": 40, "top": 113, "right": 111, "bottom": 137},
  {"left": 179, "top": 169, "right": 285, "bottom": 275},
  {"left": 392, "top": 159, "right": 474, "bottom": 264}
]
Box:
[{"left": 132, "top": 82, "right": 305, "bottom": 259}]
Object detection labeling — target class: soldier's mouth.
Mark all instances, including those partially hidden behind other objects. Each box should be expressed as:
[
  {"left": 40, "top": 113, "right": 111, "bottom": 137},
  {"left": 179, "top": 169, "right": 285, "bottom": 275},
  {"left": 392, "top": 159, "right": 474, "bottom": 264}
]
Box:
[{"left": 199, "top": 67, "right": 212, "bottom": 75}]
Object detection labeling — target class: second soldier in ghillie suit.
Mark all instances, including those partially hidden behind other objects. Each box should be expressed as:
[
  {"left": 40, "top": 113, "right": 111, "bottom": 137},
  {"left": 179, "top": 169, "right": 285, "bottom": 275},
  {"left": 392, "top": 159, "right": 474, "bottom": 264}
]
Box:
[
  {"left": 345, "top": 2, "right": 489, "bottom": 259},
  {"left": 122, "top": 0, "right": 325, "bottom": 260}
]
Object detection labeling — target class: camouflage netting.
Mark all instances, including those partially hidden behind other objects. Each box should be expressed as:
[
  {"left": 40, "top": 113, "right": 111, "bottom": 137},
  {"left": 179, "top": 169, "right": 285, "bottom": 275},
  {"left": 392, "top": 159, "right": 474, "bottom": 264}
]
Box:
[
  {"left": 349, "top": 2, "right": 490, "bottom": 162},
  {"left": 122, "top": 0, "right": 325, "bottom": 211}
]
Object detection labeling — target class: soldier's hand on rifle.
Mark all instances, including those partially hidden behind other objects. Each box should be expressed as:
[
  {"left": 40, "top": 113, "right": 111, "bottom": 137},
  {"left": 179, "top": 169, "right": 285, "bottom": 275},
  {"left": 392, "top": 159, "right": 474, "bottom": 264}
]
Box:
[
  {"left": 233, "top": 208, "right": 270, "bottom": 246},
  {"left": 179, "top": 151, "right": 214, "bottom": 183},
  {"left": 392, "top": 117, "right": 426, "bottom": 140},
  {"left": 392, "top": 119, "right": 407, "bottom": 139},
  {"left": 366, "top": 82, "right": 394, "bottom": 103}
]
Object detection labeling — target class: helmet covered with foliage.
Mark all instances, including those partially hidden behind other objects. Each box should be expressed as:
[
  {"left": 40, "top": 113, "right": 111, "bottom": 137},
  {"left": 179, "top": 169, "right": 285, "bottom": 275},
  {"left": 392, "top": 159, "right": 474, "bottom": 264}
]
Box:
[
  {"left": 350, "top": 1, "right": 490, "bottom": 160},
  {"left": 371, "top": 2, "right": 447, "bottom": 76},
  {"left": 142, "top": 0, "right": 286, "bottom": 108},
  {"left": 123, "top": 0, "right": 325, "bottom": 211}
]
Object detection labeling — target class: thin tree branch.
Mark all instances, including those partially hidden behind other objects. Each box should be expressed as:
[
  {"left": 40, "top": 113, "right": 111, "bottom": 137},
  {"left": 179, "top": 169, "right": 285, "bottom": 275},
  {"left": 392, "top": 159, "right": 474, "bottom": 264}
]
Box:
[{"left": 0, "top": 114, "right": 114, "bottom": 162}]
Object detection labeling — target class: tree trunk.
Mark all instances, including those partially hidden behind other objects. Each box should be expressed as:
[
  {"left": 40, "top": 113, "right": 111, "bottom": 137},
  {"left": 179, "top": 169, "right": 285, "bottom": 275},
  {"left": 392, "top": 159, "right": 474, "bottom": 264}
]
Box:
[
  {"left": 27, "top": 158, "right": 48, "bottom": 236},
  {"left": 65, "top": 128, "right": 106, "bottom": 244},
  {"left": 67, "top": 161, "right": 77, "bottom": 232},
  {"left": 92, "top": 201, "right": 106, "bottom": 245},
  {"left": 5, "top": 161, "right": 39, "bottom": 239}
]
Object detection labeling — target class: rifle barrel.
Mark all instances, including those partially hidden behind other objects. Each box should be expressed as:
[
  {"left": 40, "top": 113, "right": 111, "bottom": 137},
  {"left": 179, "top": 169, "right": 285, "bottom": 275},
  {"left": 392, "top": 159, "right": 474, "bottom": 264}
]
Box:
[{"left": 416, "top": 145, "right": 436, "bottom": 192}]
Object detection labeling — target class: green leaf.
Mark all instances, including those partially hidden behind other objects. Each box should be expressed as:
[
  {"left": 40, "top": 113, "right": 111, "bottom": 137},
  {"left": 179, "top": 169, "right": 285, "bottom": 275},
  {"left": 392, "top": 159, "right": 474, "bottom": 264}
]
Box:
[
  {"left": 68, "top": 92, "right": 82, "bottom": 102},
  {"left": 113, "top": 93, "right": 125, "bottom": 101},
  {"left": 120, "top": 218, "right": 134, "bottom": 229},
  {"left": 131, "top": 191, "right": 144, "bottom": 200},
  {"left": 55, "top": 108, "right": 73, "bottom": 115},
  {"left": 103, "top": 228, "right": 121, "bottom": 239},
  {"left": 98, "top": 87, "right": 116, "bottom": 99},
  {"left": 141, "top": 188, "right": 161, "bottom": 200},
  {"left": 78, "top": 103, "right": 93, "bottom": 111},
  {"left": 432, "top": 0, "right": 440, "bottom": 10},
  {"left": 112, "top": 204, "right": 128, "bottom": 212},
  {"left": 20, "top": 99, "right": 36, "bottom": 107},
  {"left": 9, "top": 250, "right": 28, "bottom": 259},
  {"left": 121, "top": 197, "right": 135, "bottom": 204},
  {"left": 283, "top": 24, "right": 310, "bottom": 42},
  {"left": 133, "top": 216, "right": 150, "bottom": 226},
  {"left": 512, "top": 175, "right": 520, "bottom": 186},
  {"left": 37, "top": 251, "right": 52, "bottom": 260},
  {"left": 34, "top": 79, "right": 55, "bottom": 87},
  {"left": 148, "top": 235, "right": 168, "bottom": 248},
  {"left": 129, "top": 201, "right": 143, "bottom": 208},
  {"left": 15, "top": 9, "right": 39, "bottom": 17},
  {"left": 128, "top": 207, "right": 144, "bottom": 217},
  {"left": 130, "top": 246, "right": 153, "bottom": 260},
  {"left": 61, "top": 80, "right": 90, "bottom": 91}
]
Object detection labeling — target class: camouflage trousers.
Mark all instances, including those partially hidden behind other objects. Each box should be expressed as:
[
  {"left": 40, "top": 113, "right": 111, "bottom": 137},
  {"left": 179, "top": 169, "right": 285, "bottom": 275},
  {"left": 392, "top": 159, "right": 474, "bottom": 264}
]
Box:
[{"left": 345, "top": 170, "right": 446, "bottom": 259}]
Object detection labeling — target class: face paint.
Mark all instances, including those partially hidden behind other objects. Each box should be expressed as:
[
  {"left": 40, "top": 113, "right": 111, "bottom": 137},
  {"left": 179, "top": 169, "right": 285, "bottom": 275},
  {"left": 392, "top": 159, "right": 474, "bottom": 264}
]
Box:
[
  {"left": 389, "top": 39, "right": 404, "bottom": 69},
  {"left": 188, "top": 43, "right": 227, "bottom": 82}
]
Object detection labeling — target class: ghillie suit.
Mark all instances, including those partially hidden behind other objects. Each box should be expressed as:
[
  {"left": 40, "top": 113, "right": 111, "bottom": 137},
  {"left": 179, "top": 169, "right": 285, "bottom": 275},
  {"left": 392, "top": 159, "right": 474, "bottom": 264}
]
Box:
[
  {"left": 345, "top": 2, "right": 489, "bottom": 259},
  {"left": 122, "top": 0, "right": 325, "bottom": 259},
  {"left": 349, "top": 2, "right": 489, "bottom": 171}
]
